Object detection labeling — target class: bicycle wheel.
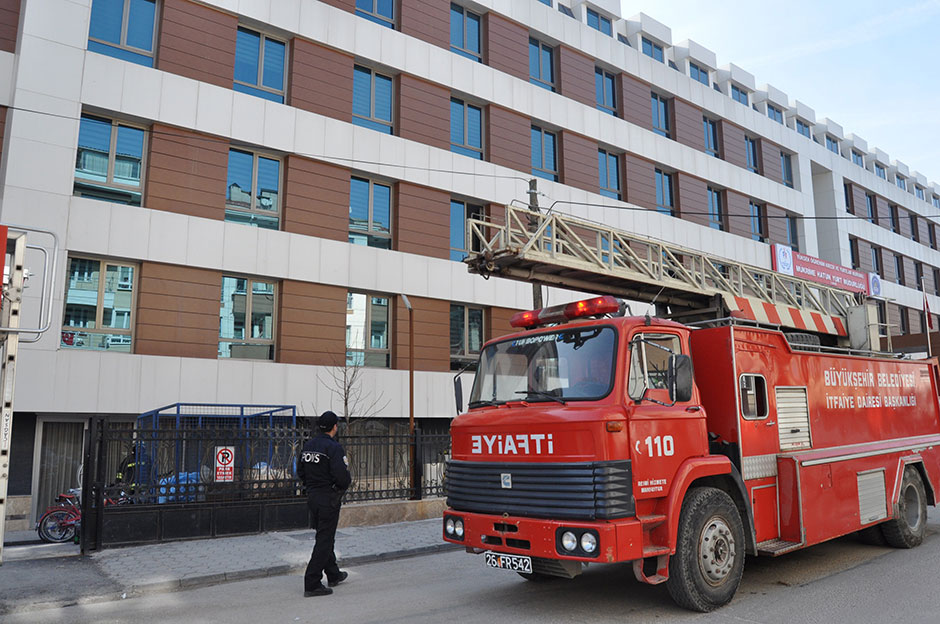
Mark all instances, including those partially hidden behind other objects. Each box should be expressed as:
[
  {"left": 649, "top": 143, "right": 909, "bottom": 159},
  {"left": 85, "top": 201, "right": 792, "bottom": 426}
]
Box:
[{"left": 37, "top": 509, "right": 77, "bottom": 543}]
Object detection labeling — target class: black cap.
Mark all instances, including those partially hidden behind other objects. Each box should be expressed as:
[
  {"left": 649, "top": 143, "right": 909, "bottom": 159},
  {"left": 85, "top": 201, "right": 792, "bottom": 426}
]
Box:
[{"left": 318, "top": 411, "right": 339, "bottom": 431}]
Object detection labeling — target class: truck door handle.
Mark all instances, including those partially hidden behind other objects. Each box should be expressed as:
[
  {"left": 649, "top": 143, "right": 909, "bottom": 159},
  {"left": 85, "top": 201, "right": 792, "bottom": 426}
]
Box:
[
  {"left": 685, "top": 405, "right": 702, "bottom": 412},
  {"left": 766, "top": 420, "right": 775, "bottom": 426}
]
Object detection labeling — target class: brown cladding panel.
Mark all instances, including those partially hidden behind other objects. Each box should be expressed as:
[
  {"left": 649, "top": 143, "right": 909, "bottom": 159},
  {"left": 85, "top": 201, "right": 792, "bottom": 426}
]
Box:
[
  {"left": 135, "top": 263, "right": 222, "bottom": 359},
  {"left": 487, "top": 105, "right": 530, "bottom": 172},
  {"left": 288, "top": 38, "right": 353, "bottom": 121},
  {"left": 760, "top": 139, "right": 783, "bottom": 184},
  {"left": 725, "top": 190, "right": 751, "bottom": 239},
  {"left": 851, "top": 184, "right": 868, "bottom": 218},
  {"left": 282, "top": 155, "right": 350, "bottom": 241},
  {"left": 400, "top": 0, "right": 449, "bottom": 48},
  {"left": 557, "top": 45, "right": 594, "bottom": 107},
  {"left": 675, "top": 172, "right": 707, "bottom": 226},
  {"left": 887, "top": 304, "right": 901, "bottom": 336},
  {"left": 856, "top": 239, "right": 873, "bottom": 273},
  {"left": 766, "top": 206, "right": 788, "bottom": 246},
  {"left": 905, "top": 256, "right": 916, "bottom": 287},
  {"left": 898, "top": 208, "right": 912, "bottom": 239},
  {"left": 398, "top": 74, "right": 450, "bottom": 151},
  {"left": 559, "top": 131, "right": 596, "bottom": 193},
  {"left": 393, "top": 296, "right": 450, "bottom": 372},
  {"left": 0, "top": 106, "right": 6, "bottom": 164},
  {"left": 624, "top": 153, "right": 656, "bottom": 210},
  {"left": 673, "top": 98, "right": 704, "bottom": 151},
  {"left": 0, "top": 0, "right": 19, "bottom": 53},
  {"left": 874, "top": 196, "right": 891, "bottom": 230},
  {"left": 277, "top": 281, "right": 347, "bottom": 365},
  {"left": 718, "top": 121, "right": 747, "bottom": 169},
  {"left": 145, "top": 124, "right": 228, "bottom": 220},
  {"left": 916, "top": 217, "right": 927, "bottom": 244},
  {"left": 487, "top": 306, "right": 518, "bottom": 342},
  {"left": 157, "top": 0, "right": 237, "bottom": 88},
  {"left": 620, "top": 74, "right": 650, "bottom": 130},
  {"left": 396, "top": 182, "right": 450, "bottom": 259},
  {"left": 484, "top": 12, "right": 528, "bottom": 80}
]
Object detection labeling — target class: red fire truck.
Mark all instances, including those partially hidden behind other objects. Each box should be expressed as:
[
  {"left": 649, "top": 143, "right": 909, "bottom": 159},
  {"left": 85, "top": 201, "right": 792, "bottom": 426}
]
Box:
[{"left": 442, "top": 295, "right": 940, "bottom": 611}]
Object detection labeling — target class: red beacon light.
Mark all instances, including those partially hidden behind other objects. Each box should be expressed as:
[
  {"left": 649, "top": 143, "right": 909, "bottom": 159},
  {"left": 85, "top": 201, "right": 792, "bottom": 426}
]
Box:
[{"left": 509, "top": 295, "right": 622, "bottom": 328}]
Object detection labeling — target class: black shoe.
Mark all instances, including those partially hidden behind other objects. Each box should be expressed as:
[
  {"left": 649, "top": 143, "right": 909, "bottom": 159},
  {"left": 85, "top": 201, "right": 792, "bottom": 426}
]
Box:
[
  {"left": 304, "top": 585, "right": 333, "bottom": 597},
  {"left": 328, "top": 571, "right": 348, "bottom": 587}
]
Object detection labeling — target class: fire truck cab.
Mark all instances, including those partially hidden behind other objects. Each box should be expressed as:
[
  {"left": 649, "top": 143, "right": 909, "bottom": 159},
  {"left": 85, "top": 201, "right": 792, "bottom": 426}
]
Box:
[{"left": 443, "top": 296, "right": 940, "bottom": 612}]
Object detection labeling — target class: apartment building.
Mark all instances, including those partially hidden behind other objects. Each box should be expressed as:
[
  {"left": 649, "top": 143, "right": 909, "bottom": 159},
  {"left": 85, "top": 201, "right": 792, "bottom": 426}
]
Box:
[{"left": 1, "top": 0, "right": 938, "bottom": 527}]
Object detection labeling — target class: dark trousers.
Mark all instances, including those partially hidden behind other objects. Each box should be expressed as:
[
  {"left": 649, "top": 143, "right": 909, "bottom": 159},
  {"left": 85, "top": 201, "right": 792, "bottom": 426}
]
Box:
[{"left": 304, "top": 490, "right": 342, "bottom": 590}]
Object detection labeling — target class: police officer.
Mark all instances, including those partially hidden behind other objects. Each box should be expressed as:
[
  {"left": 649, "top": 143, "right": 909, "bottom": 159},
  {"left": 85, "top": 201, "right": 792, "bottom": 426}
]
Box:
[{"left": 298, "top": 410, "right": 352, "bottom": 597}]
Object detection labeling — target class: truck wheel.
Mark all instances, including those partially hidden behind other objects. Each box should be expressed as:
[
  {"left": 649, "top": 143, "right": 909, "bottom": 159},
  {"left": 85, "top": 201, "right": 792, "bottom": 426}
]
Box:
[
  {"left": 666, "top": 487, "right": 745, "bottom": 612},
  {"left": 881, "top": 467, "right": 927, "bottom": 548}
]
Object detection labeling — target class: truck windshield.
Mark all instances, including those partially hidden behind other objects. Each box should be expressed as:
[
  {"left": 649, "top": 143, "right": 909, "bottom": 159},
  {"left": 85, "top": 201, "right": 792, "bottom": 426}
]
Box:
[{"left": 469, "top": 326, "right": 616, "bottom": 407}]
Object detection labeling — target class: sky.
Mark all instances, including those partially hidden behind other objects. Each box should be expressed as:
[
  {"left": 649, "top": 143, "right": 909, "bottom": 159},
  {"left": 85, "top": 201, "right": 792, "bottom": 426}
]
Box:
[{"left": 620, "top": 0, "right": 940, "bottom": 186}]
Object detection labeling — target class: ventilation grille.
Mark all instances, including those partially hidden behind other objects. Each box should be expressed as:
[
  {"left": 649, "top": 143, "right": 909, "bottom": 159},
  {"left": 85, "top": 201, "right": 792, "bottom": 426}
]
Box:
[
  {"left": 776, "top": 387, "right": 811, "bottom": 450},
  {"left": 857, "top": 470, "right": 887, "bottom": 523}
]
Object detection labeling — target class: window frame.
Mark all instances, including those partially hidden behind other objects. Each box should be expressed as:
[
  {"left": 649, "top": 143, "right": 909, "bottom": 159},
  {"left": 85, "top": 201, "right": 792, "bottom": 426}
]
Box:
[
  {"left": 730, "top": 84, "right": 748, "bottom": 106},
  {"left": 87, "top": 0, "right": 158, "bottom": 67},
  {"left": 641, "top": 37, "right": 664, "bottom": 62},
  {"left": 896, "top": 175, "right": 907, "bottom": 191},
  {"left": 689, "top": 62, "right": 709, "bottom": 86},
  {"left": 355, "top": 0, "right": 396, "bottom": 28},
  {"left": 849, "top": 237, "right": 860, "bottom": 269},
  {"left": 739, "top": 374, "right": 769, "bottom": 420},
  {"left": 74, "top": 113, "right": 148, "bottom": 206},
  {"left": 346, "top": 291, "right": 392, "bottom": 368},
  {"left": 825, "top": 135, "right": 839, "bottom": 154},
  {"left": 852, "top": 150, "right": 864, "bottom": 167},
  {"left": 61, "top": 256, "right": 139, "bottom": 352},
  {"left": 930, "top": 223, "right": 937, "bottom": 250},
  {"left": 349, "top": 176, "right": 393, "bottom": 249},
  {"left": 450, "top": 97, "right": 484, "bottom": 160},
  {"left": 450, "top": 3, "right": 482, "bottom": 62},
  {"left": 586, "top": 8, "right": 612, "bottom": 36},
  {"left": 233, "top": 26, "right": 288, "bottom": 103},
  {"left": 889, "top": 204, "right": 899, "bottom": 233},
  {"left": 655, "top": 168, "right": 674, "bottom": 216},
  {"left": 224, "top": 147, "right": 282, "bottom": 230},
  {"left": 450, "top": 303, "right": 485, "bottom": 368},
  {"left": 865, "top": 193, "right": 876, "bottom": 224},
  {"left": 745, "top": 136, "right": 760, "bottom": 174},
  {"left": 529, "top": 37, "right": 555, "bottom": 91},
  {"left": 894, "top": 254, "right": 905, "bottom": 286},
  {"left": 707, "top": 187, "right": 724, "bottom": 231},
  {"left": 352, "top": 65, "right": 394, "bottom": 134},
  {"left": 910, "top": 214, "right": 919, "bottom": 242},
  {"left": 595, "top": 67, "right": 617, "bottom": 116},
  {"left": 651, "top": 92, "right": 670, "bottom": 138},
  {"left": 796, "top": 119, "right": 811, "bottom": 138},
  {"left": 531, "top": 125, "right": 559, "bottom": 182},
  {"left": 915, "top": 262, "right": 924, "bottom": 291},
  {"left": 703, "top": 117, "right": 719, "bottom": 157},
  {"left": 767, "top": 104, "right": 783, "bottom": 124},
  {"left": 598, "top": 148, "right": 621, "bottom": 200},
  {"left": 780, "top": 151, "right": 794, "bottom": 188},
  {"left": 218, "top": 276, "right": 277, "bottom": 360},
  {"left": 875, "top": 163, "right": 887, "bottom": 179},
  {"left": 916, "top": 186, "right": 925, "bottom": 201},
  {"left": 871, "top": 246, "right": 882, "bottom": 277},
  {"left": 450, "top": 199, "right": 484, "bottom": 262},
  {"left": 749, "top": 202, "right": 767, "bottom": 242},
  {"left": 787, "top": 215, "right": 799, "bottom": 252}
]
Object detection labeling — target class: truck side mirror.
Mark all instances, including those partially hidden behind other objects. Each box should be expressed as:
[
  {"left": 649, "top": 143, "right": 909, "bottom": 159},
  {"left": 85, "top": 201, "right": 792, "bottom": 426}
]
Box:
[
  {"left": 454, "top": 377, "right": 464, "bottom": 414},
  {"left": 668, "top": 354, "right": 693, "bottom": 403}
]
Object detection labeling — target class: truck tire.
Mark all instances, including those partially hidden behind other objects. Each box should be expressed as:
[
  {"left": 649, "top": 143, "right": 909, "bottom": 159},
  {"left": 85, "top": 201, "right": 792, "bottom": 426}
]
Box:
[
  {"left": 666, "top": 487, "right": 745, "bottom": 612},
  {"left": 785, "top": 332, "right": 821, "bottom": 346},
  {"left": 881, "top": 467, "right": 927, "bottom": 548}
]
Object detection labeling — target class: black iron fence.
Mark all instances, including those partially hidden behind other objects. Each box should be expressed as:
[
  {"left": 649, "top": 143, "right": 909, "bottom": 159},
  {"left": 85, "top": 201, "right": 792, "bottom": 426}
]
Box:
[{"left": 81, "top": 418, "right": 450, "bottom": 549}]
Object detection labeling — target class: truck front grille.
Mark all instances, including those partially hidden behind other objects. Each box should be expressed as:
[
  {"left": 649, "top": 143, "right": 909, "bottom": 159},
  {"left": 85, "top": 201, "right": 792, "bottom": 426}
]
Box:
[{"left": 445, "top": 460, "right": 634, "bottom": 520}]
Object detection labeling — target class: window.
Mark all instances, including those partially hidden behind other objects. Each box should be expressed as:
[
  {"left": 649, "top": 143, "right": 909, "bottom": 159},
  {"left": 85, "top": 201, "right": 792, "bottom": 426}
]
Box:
[
  {"left": 598, "top": 149, "right": 620, "bottom": 199},
  {"left": 346, "top": 292, "right": 390, "bottom": 367},
  {"left": 450, "top": 4, "right": 481, "bottom": 62},
  {"left": 935, "top": 268, "right": 940, "bottom": 296},
  {"left": 871, "top": 246, "right": 882, "bottom": 277},
  {"left": 921, "top": 312, "right": 928, "bottom": 335},
  {"left": 353, "top": 66, "right": 393, "bottom": 134},
  {"left": 796, "top": 119, "right": 811, "bottom": 138},
  {"left": 767, "top": 104, "right": 783, "bottom": 124},
  {"left": 88, "top": 0, "right": 157, "bottom": 66},
  {"left": 538, "top": 0, "right": 551, "bottom": 5},
  {"left": 655, "top": 169, "right": 674, "bottom": 216},
  {"left": 896, "top": 175, "right": 907, "bottom": 191},
  {"left": 349, "top": 177, "right": 392, "bottom": 249},
  {"left": 780, "top": 152, "right": 793, "bottom": 188},
  {"left": 745, "top": 137, "right": 759, "bottom": 174},
  {"left": 911, "top": 214, "right": 920, "bottom": 242},
  {"left": 529, "top": 38, "right": 555, "bottom": 91},
  {"left": 587, "top": 8, "right": 612, "bottom": 36},
  {"left": 731, "top": 84, "right": 748, "bottom": 106},
  {"left": 739, "top": 375, "right": 768, "bottom": 419},
  {"left": 916, "top": 186, "right": 926, "bottom": 201},
  {"left": 219, "top": 277, "right": 275, "bottom": 360},
  {"left": 930, "top": 223, "right": 937, "bottom": 250},
  {"left": 531, "top": 125, "right": 558, "bottom": 182},
  {"left": 849, "top": 237, "right": 859, "bottom": 269},
  {"left": 225, "top": 149, "right": 280, "bottom": 230},
  {"left": 595, "top": 68, "right": 617, "bottom": 116},
  {"left": 233, "top": 27, "right": 286, "bottom": 103},
  {"left": 915, "top": 262, "right": 924, "bottom": 290},
  {"left": 450, "top": 200, "right": 483, "bottom": 262},
  {"left": 707, "top": 187, "right": 723, "bottom": 230},
  {"left": 558, "top": 4, "right": 575, "bottom": 17},
  {"left": 703, "top": 118, "right": 719, "bottom": 157},
  {"left": 651, "top": 93, "right": 670, "bottom": 138},
  {"left": 61, "top": 257, "right": 137, "bottom": 352},
  {"left": 74, "top": 114, "right": 146, "bottom": 206},
  {"left": 934, "top": 196, "right": 940, "bottom": 209},
  {"left": 894, "top": 254, "right": 904, "bottom": 285},
  {"left": 355, "top": 0, "right": 395, "bottom": 28},
  {"left": 844, "top": 183, "right": 852, "bottom": 211},
  {"left": 852, "top": 150, "right": 864, "bottom": 167},
  {"left": 787, "top": 215, "right": 799, "bottom": 252},
  {"left": 749, "top": 202, "right": 766, "bottom": 242},
  {"left": 641, "top": 37, "right": 663, "bottom": 62},
  {"left": 889, "top": 205, "right": 899, "bottom": 233},
  {"left": 628, "top": 333, "right": 681, "bottom": 399},
  {"left": 689, "top": 62, "right": 709, "bottom": 86},
  {"left": 865, "top": 193, "right": 876, "bottom": 224},
  {"left": 825, "top": 135, "right": 839, "bottom": 154},
  {"left": 900, "top": 308, "right": 909, "bottom": 334},
  {"left": 450, "top": 98, "right": 483, "bottom": 159},
  {"left": 875, "top": 163, "right": 887, "bottom": 179},
  {"left": 450, "top": 304, "right": 484, "bottom": 369},
  {"left": 876, "top": 301, "right": 887, "bottom": 337}
]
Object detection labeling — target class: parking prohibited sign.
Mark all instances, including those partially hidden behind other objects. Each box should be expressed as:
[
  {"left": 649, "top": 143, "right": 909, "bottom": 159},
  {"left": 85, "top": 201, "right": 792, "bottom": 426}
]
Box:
[{"left": 215, "top": 446, "right": 235, "bottom": 482}]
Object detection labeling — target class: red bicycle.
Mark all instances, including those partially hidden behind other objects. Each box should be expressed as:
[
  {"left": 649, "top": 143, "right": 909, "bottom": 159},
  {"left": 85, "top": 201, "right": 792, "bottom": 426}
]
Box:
[{"left": 36, "top": 488, "right": 129, "bottom": 543}]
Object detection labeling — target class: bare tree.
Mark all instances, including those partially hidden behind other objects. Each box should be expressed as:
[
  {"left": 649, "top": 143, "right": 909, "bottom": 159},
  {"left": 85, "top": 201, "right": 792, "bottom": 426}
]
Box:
[{"left": 315, "top": 356, "right": 391, "bottom": 433}]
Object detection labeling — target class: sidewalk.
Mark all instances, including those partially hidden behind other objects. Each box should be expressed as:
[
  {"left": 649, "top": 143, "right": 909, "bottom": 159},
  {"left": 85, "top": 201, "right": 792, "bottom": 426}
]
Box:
[{"left": 0, "top": 517, "right": 456, "bottom": 616}]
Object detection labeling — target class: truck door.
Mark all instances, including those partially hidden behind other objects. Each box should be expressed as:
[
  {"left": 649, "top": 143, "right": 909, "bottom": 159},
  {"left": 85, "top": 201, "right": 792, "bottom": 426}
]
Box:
[{"left": 737, "top": 374, "right": 780, "bottom": 542}]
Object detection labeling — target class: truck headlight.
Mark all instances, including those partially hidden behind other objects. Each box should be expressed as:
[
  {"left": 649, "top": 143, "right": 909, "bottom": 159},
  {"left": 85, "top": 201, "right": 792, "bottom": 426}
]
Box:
[
  {"left": 580, "top": 532, "right": 597, "bottom": 553},
  {"left": 561, "top": 531, "right": 578, "bottom": 552},
  {"left": 455, "top": 519, "right": 464, "bottom": 538},
  {"left": 445, "top": 517, "right": 455, "bottom": 536}
]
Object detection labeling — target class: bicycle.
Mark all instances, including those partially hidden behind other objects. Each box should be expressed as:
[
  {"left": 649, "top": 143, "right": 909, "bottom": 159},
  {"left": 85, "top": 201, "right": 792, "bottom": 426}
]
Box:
[{"left": 36, "top": 487, "right": 129, "bottom": 543}]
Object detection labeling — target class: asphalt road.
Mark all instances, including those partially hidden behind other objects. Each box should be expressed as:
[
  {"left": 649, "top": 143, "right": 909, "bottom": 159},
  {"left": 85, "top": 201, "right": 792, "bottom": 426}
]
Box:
[{"left": 6, "top": 509, "right": 940, "bottom": 624}]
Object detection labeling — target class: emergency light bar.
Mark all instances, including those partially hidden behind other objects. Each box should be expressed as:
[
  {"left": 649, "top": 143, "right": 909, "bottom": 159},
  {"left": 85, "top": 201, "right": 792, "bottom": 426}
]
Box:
[{"left": 509, "top": 296, "right": 622, "bottom": 329}]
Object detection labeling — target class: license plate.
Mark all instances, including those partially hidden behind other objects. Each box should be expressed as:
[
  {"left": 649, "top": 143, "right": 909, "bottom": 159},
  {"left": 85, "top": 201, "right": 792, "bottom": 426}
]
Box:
[{"left": 484, "top": 551, "right": 532, "bottom": 574}]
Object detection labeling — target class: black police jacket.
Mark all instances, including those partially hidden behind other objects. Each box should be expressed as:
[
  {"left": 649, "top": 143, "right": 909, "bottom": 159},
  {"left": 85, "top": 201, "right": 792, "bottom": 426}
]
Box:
[{"left": 297, "top": 432, "right": 352, "bottom": 492}]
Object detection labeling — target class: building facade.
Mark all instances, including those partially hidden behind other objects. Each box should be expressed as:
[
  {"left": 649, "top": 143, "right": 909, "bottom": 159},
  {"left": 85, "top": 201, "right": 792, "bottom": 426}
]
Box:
[{"left": 1, "top": 0, "right": 938, "bottom": 527}]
